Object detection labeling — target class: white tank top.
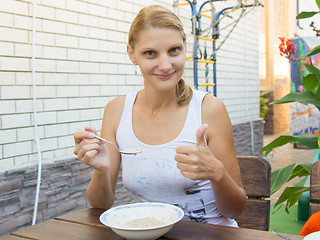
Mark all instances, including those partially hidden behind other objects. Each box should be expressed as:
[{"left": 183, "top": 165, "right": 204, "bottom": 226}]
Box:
[{"left": 116, "top": 89, "right": 238, "bottom": 227}]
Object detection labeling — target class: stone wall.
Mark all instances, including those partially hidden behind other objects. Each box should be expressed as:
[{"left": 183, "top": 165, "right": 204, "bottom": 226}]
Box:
[
  {"left": 0, "top": 158, "right": 92, "bottom": 236},
  {"left": 0, "top": 119, "right": 263, "bottom": 236},
  {"left": 233, "top": 119, "right": 264, "bottom": 157}
]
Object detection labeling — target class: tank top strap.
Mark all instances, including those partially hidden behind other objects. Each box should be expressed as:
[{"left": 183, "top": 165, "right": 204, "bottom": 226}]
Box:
[
  {"left": 188, "top": 89, "right": 208, "bottom": 126},
  {"left": 116, "top": 91, "right": 138, "bottom": 145}
]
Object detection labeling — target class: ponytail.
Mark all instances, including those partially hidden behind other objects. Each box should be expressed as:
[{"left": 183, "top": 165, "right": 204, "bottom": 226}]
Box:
[{"left": 176, "top": 78, "right": 193, "bottom": 105}]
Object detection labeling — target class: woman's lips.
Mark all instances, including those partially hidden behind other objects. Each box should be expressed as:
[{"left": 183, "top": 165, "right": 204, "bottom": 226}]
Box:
[{"left": 154, "top": 72, "right": 175, "bottom": 80}]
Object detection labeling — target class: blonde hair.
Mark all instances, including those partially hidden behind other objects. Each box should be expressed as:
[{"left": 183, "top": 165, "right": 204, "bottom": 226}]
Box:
[{"left": 128, "top": 5, "right": 193, "bottom": 105}]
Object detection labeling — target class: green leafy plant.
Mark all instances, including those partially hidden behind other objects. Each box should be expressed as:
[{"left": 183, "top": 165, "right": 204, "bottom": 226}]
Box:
[
  {"left": 260, "top": 91, "right": 270, "bottom": 119},
  {"left": 270, "top": 163, "right": 312, "bottom": 213},
  {"left": 260, "top": 0, "right": 320, "bottom": 213}
]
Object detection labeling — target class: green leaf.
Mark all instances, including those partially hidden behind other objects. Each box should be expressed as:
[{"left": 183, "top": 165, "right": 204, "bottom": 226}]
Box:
[
  {"left": 306, "top": 45, "right": 320, "bottom": 57},
  {"left": 296, "top": 11, "right": 320, "bottom": 19},
  {"left": 270, "top": 163, "right": 311, "bottom": 195},
  {"left": 287, "top": 163, "right": 312, "bottom": 182},
  {"left": 304, "top": 63, "right": 320, "bottom": 78},
  {"left": 294, "top": 176, "right": 310, "bottom": 187},
  {"left": 261, "top": 136, "right": 296, "bottom": 155},
  {"left": 315, "top": 86, "right": 320, "bottom": 99},
  {"left": 261, "top": 134, "right": 318, "bottom": 155},
  {"left": 296, "top": 134, "right": 319, "bottom": 149},
  {"left": 317, "top": 0, "right": 320, "bottom": 10},
  {"left": 303, "top": 74, "right": 320, "bottom": 93},
  {"left": 271, "top": 163, "right": 312, "bottom": 213},
  {"left": 271, "top": 164, "right": 295, "bottom": 195},
  {"left": 286, "top": 187, "right": 310, "bottom": 213},
  {"left": 272, "top": 92, "right": 320, "bottom": 110},
  {"left": 274, "top": 187, "right": 310, "bottom": 213}
]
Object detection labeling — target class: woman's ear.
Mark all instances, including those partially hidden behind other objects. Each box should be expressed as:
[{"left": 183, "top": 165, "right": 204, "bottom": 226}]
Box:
[{"left": 127, "top": 44, "right": 136, "bottom": 64}]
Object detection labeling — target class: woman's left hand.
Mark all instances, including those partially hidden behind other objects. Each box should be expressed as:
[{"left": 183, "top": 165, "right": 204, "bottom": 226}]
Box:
[{"left": 175, "top": 124, "right": 224, "bottom": 182}]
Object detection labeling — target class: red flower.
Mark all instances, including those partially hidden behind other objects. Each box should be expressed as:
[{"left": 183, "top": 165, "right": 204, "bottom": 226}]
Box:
[{"left": 279, "top": 37, "right": 297, "bottom": 62}]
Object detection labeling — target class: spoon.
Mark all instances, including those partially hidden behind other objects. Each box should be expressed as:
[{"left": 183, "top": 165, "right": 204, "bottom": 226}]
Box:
[
  {"left": 272, "top": 231, "right": 293, "bottom": 240},
  {"left": 93, "top": 134, "right": 142, "bottom": 155}
]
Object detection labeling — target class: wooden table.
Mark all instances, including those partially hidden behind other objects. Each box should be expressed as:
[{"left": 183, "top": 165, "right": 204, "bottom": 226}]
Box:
[{"left": 1, "top": 208, "right": 303, "bottom": 240}]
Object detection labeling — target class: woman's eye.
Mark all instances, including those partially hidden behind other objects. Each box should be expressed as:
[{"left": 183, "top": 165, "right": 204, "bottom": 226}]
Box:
[
  {"left": 169, "top": 47, "right": 181, "bottom": 55},
  {"left": 144, "top": 51, "right": 155, "bottom": 57}
]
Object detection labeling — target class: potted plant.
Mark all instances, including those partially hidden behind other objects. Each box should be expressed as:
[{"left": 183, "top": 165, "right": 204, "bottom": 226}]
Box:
[{"left": 260, "top": 0, "right": 320, "bottom": 213}]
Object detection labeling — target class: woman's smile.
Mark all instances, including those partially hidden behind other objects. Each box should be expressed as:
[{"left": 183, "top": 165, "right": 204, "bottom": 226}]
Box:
[{"left": 153, "top": 71, "right": 176, "bottom": 80}]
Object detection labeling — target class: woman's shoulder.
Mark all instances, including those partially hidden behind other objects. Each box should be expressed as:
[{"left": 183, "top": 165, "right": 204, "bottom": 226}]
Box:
[
  {"left": 103, "top": 96, "right": 126, "bottom": 124},
  {"left": 202, "top": 93, "right": 226, "bottom": 111},
  {"left": 102, "top": 96, "right": 127, "bottom": 136},
  {"left": 104, "top": 91, "right": 138, "bottom": 120},
  {"left": 201, "top": 93, "right": 228, "bottom": 123},
  {"left": 193, "top": 90, "right": 223, "bottom": 106},
  {"left": 105, "top": 96, "right": 126, "bottom": 113}
]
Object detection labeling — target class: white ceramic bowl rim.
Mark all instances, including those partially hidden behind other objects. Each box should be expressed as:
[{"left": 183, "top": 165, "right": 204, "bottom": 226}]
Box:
[
  {"left": 100, "top": 202, "right": 184, "bottom": 231},
  {"left": 304, "top": 231, "right": 320, "bottom": 240}
]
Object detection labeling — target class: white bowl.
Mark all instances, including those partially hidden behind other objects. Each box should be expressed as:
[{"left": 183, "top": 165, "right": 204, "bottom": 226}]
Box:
[
  {"left": 100, "top": 202, "right": 184, "bottom": 240},
  {"left": 304, "top": 231, "right": 320, "bottom": 240}
]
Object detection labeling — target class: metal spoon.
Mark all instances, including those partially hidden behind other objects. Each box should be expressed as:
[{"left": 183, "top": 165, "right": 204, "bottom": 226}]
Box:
[
  {"left": 272, "top": 231, "right": 293, "bottom": 240},
  {"left": 93, "top": 134, "right": 142, "bottom": 155}
]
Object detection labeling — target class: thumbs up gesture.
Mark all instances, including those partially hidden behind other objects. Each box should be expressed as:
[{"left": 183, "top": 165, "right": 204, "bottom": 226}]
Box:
[
  {"left": 196, "top": 123, "right": 208, "bottom": 147},
  {"left": 175, "top": 124, "right": 221, "bottom": 181}
]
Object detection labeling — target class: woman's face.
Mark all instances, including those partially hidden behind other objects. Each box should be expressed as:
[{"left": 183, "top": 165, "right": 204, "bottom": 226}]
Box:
[{"left": 127, "top": 27, "right": 186, "bottom": 92}]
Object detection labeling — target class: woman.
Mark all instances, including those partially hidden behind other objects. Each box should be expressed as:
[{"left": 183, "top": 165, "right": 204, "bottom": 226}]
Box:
[{"left": 74, "top": 5, "right": 246, "bottom": 227}]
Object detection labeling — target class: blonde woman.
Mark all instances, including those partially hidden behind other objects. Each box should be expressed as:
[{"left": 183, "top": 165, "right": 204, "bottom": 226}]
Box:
[{"left": 74, "top": 5, "right": 246, "bottom": 227}]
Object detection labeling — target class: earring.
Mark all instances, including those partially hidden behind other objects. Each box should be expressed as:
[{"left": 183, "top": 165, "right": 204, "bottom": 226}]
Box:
[{"left": 134, "top": 64, "right": 138, "bottom": 75}]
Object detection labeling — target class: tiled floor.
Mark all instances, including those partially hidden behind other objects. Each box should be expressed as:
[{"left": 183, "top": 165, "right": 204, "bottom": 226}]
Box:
[{"left": 263, "top": 132, "right": 315, "bottom": 203}]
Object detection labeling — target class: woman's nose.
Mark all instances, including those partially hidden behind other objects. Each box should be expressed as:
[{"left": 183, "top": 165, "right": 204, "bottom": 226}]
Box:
[{"left": 158, "top": 55, "right": 172, "bottom": 71}]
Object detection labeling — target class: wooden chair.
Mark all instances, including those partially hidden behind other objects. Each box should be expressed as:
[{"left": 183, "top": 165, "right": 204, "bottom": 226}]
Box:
[
  {"left": 310, "top": 160, "right": 320, "bottom": 215},
  {"left": 235, "top": 156, "right": 271, "bottom": 231}
]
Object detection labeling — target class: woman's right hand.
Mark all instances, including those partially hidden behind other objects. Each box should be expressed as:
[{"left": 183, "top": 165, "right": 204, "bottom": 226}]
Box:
[{"left": 73, "top": 126, "right": 110, "bottom": 171}]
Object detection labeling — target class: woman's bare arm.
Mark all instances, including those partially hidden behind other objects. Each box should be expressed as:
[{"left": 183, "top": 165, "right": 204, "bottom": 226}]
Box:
[
  {"left": 202, "top": 94, "right": 246, "bottom": 218},
  {"left": 75, "top": 96, "right": 125, "bottom": 209}
]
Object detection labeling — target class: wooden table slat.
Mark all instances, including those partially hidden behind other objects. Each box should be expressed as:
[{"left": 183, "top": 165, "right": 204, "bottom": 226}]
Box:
[
  {"left": 165, "top": 220, "right": 303, "bottom": 240},
  {"left": 3, "top": 208, "right": 304, "bottom": 240},
  {"left": 11, "top": 219, "right": 121, "bottom": 240},
  {"left": 0, "top": 236, "right": 29, "bottom": 240},
  {"left": 55, "top": 208, "right": 104, "bottom": 227}
]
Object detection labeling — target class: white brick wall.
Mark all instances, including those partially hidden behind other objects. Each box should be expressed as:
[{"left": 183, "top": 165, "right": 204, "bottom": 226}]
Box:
[
  {"left": 0, "top": 101, "right": 15, "bottom": 114},
  {"left": 3, "top": 141, "right": 33, "bottom": 158},
  {"left": 0, "top": 0, "right": 261, "bottom": 169},
  {"left": 0, "top": 27, "right": 29, "bottom": 43},
  {"left": 0, "top": 57, "right": 30, "bottom": 71},
  {"left": 1, "top": 0, "right": 29, "bottom": 16},
  {"left": 2, "top": 113, "right": 31, "bottom": 129},
  {"left": 0, "top": 129, "right": 16, "bottom": 144}
]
